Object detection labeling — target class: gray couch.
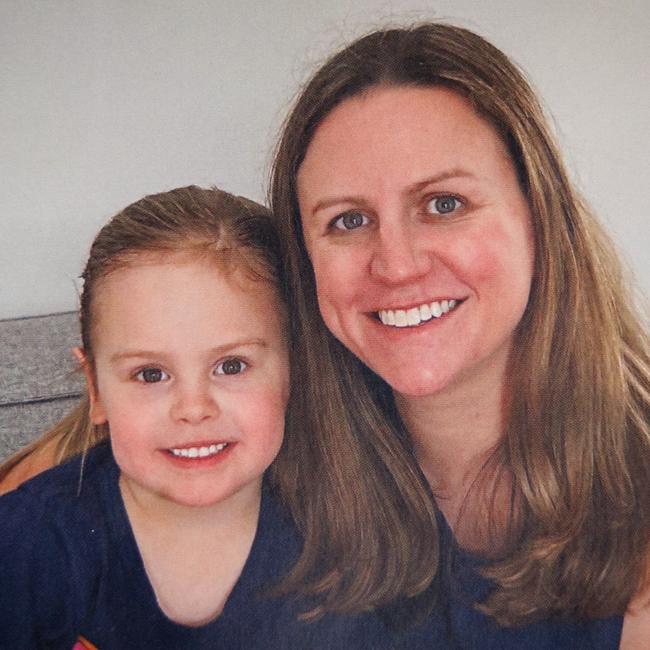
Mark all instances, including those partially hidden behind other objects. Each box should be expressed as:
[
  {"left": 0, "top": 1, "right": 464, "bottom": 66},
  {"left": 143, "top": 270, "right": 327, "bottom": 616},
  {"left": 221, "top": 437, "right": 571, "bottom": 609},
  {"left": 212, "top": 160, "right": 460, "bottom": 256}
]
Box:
[{"left": 0, "top": 312, "right": 83, "bottom": 461}]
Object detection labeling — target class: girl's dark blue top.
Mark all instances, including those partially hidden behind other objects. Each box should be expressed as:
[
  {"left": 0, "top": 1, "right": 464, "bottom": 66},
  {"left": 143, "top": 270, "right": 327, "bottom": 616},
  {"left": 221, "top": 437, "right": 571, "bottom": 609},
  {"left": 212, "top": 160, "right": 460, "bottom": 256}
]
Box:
[
  {"left": 0, "top": 442, "right": 379, "bottom": 649},
  {"left": 0, "top": 440, "right": 623, "bottom": 648}
]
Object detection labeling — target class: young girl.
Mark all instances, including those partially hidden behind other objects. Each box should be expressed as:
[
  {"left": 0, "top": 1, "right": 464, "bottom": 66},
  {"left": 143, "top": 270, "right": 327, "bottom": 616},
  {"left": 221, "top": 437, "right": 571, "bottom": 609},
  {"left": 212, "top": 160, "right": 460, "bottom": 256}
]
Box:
[{"left": 0, "top": 186, "right": 380, "bottom": 648}]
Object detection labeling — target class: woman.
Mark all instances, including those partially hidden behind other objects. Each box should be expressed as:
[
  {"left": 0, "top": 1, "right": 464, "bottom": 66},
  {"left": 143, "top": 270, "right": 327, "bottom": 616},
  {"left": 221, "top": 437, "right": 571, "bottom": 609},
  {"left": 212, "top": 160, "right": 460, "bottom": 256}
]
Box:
[{"left": 269, "top": 23, "right": 650, "bottom": 647}]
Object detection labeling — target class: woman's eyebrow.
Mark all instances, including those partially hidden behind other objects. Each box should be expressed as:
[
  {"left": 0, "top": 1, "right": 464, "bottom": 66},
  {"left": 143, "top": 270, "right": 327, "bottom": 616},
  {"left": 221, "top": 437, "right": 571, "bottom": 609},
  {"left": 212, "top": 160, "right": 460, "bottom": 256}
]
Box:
[
  {"left": 307, "top": 168, "right": 478, "bottom": 216},
  {"left": 308, "top": 195, "right": 369, "bottom": 217},
  {"left": 406, "top": 168, "right": 478, "bottom": 193}
]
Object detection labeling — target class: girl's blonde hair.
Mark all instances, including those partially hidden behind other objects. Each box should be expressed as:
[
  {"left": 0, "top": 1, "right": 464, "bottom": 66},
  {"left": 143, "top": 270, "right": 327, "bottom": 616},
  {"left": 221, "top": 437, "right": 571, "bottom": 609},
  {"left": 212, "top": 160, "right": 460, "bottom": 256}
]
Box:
[
  {"left": 270, "top": 23, "right": 650, "bottom": 624},
  {"left": 0, "top": 186, "right": 284, "bottom": 482}
]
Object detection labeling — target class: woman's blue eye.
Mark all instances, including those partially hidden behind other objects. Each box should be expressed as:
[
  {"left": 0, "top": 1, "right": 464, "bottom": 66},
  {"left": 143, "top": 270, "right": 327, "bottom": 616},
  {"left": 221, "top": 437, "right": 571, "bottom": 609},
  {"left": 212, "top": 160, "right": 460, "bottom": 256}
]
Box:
[
  {"left": 332, "top": 211, "right": 369, "bottom": 231},
  {"left": 136, "top": 367, "right": 168, "bottom": 383},
  {"left": 216, "top": 358, "right": 247, "bottom": 376},
  {"left": 427, "top": 196, "right": 462, "bottom": 215}
]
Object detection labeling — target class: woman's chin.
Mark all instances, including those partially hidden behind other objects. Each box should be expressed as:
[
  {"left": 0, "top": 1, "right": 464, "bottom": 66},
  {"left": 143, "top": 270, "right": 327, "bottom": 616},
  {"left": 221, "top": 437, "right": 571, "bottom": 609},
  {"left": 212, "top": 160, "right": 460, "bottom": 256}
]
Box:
[{"left": 373, "top": 364, "right": 455, "bottom": 400}]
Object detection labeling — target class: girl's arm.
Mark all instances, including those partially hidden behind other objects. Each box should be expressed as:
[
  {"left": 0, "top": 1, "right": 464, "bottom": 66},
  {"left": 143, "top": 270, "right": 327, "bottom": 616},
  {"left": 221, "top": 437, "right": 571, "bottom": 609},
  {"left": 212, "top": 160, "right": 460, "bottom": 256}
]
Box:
[{"left": 0, "top": 433, "right": 61, "bottom": 495}]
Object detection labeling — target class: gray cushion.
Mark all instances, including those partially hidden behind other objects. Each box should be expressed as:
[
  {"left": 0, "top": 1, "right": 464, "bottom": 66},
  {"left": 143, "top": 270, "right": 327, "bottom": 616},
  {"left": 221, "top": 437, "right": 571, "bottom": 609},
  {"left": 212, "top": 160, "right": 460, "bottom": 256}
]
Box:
[{"left": 0, "top": 312, "right": 83, "bottom": 460}]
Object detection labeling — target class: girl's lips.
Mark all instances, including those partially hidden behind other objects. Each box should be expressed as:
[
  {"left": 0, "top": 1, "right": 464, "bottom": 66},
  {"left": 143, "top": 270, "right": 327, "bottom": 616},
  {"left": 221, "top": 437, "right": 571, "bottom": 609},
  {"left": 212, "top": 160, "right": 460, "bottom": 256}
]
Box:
[
  {"left": 162, "top": 441, "right": 236, "bottom": 467},
  {"left": 168, "top": 442, "right": 229, "bottom": 459}
]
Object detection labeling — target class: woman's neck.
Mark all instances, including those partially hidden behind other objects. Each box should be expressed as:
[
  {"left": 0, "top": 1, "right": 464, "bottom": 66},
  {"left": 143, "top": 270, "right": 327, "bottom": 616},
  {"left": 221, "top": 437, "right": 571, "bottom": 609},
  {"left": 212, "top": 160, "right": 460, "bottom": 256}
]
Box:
[{"left": 395, "top": 354, "right": 512, "bottom": 547}]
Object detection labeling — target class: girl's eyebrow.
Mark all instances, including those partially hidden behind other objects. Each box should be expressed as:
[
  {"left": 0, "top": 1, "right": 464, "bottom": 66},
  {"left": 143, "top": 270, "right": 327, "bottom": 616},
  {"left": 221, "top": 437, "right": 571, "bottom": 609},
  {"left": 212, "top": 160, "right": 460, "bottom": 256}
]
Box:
[
  {"left": 307, "top": 168, "right": 477, "bottom": 216},
  {"left": 109, "top": 339, "right": 268, "bottom": 363}
]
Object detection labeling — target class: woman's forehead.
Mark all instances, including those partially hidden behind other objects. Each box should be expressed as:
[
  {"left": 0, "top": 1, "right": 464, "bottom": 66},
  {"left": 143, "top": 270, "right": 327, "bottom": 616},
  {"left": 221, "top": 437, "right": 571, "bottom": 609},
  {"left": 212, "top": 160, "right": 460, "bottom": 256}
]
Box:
[{"left": 297, "top": 85, "right": 513, "bottom": 206}]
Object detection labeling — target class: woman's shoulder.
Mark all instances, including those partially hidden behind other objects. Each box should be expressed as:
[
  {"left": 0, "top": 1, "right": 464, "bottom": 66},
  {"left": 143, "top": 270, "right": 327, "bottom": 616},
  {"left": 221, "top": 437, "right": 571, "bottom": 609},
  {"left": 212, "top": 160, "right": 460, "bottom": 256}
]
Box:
[{"left": 621, "top": 573, "right": 650, "bottom": 649}]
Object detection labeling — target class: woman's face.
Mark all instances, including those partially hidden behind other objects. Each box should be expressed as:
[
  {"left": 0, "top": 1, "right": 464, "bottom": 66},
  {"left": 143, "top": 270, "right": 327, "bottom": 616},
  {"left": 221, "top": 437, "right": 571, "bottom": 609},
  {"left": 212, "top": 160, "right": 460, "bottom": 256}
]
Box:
[{"left": 297, "top": 85, "right": 534, "bottom": 398}]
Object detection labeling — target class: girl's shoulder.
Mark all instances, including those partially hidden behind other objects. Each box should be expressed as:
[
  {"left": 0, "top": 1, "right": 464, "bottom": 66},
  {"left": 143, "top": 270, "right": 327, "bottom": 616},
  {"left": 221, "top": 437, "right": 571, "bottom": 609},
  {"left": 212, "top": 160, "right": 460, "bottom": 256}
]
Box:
[
  {"left": 0, "top": 440, "right": 116, "bottom": 565},
  {"left": 0, "top": 442, "right": 116, "bottom": 648}
]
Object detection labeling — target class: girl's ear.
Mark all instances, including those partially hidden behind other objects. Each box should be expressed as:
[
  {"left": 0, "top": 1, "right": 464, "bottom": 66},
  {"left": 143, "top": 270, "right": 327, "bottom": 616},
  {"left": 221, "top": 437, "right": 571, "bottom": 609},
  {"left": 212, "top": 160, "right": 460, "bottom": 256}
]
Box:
[{"left": 73, "top": 347, "right": 107, "bottom": 425}]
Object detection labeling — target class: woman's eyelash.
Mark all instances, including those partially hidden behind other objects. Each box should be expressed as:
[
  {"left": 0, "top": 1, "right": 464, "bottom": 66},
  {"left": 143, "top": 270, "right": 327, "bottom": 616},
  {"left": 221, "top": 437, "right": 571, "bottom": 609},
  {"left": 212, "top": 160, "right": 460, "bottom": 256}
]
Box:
[{"left": 135, "top": 367, "right": 169, "bottom": 383}]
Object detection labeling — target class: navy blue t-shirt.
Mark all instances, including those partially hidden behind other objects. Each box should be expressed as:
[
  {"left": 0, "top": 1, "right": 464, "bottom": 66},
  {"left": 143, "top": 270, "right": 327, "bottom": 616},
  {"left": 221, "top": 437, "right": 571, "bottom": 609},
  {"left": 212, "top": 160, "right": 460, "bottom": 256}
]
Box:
[
  {"left": 0, "top": 441, "right": 624, "bottom": 649},
  {"left": 0, "top": 442, "right": 382, "bottom": 649},
  {"left": 379, "top": 512, "right": 623, "bottom": 649}
]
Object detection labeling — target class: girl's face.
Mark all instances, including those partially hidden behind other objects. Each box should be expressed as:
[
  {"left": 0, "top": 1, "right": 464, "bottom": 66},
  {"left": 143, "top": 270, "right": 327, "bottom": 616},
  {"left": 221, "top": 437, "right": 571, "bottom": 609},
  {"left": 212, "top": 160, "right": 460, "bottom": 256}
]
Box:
[
  {"left": 84, "top": 255, "right": 289, "bottom": 509},
  {"left": 297, "top": 85, "right": 534, "bottom": 399}
]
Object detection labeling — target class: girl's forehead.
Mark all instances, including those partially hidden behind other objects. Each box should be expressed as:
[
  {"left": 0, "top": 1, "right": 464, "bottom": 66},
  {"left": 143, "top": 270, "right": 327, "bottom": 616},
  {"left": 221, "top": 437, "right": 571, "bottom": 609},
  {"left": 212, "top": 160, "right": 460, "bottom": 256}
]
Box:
[
  {"left": 89, "top": 256, "right": 287, "bottom": 352},
  {"left": 91, "top": 253, "right": 282, "bottom": 327}
]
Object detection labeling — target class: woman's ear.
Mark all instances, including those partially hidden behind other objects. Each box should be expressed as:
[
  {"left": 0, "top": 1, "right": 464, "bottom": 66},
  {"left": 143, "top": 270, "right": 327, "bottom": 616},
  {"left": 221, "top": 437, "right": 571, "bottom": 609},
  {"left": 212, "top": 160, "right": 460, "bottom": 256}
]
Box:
[{"left": 73, "top": 347, "right": 107, "bottom": 425}]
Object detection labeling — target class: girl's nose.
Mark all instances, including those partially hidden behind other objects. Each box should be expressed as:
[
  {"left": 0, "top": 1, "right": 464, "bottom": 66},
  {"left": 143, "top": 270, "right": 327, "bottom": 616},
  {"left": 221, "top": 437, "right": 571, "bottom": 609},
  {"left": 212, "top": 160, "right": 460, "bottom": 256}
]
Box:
[
  {"left": 170, "top": 383, "right": 219, "bottom": 425},
  {"left": 370, "top": 220, "right": 431, "bottom": 284}
]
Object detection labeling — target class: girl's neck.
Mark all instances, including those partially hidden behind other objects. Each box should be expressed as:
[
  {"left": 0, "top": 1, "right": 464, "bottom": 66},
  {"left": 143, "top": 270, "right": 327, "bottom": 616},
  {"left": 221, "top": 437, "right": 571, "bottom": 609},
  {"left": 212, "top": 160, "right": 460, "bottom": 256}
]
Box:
[
  {"left": 119, "top": 474, "right": 261, "bottom": 534},
  {"left": 120, "top": 476, "right": 262, "bottom": 626}
]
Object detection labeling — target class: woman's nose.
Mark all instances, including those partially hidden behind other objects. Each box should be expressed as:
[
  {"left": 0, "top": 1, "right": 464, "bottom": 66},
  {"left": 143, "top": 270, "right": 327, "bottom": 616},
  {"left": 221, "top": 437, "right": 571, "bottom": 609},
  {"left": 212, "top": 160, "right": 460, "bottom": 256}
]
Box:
[
  {"left": 370, "top": 220, "right": 431, "bottom": 284},
  {"left": 170, "top": 382, "right": 219, "bottom": 425}
]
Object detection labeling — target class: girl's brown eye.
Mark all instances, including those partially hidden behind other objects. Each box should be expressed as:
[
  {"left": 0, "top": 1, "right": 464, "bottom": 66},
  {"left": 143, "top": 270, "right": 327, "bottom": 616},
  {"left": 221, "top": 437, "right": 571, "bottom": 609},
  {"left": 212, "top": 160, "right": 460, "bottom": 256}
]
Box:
[
  {"left": 216, "top": 358, "right": 247, "bottom": 376},
  {"left": 332, "top": 211, "right": 369, "bottom": 231},
  {"left": 428, "top": 196, "right": 462, "bottom": 215},
  {"left": 136, "top": 367, "right": 167, "bottom": 383}
]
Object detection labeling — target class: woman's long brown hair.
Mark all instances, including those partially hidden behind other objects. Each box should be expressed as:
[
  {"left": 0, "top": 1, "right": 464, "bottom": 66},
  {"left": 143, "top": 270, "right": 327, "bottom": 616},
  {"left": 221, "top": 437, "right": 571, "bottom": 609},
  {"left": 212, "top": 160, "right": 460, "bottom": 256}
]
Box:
[{"left": 270, "top": 23, "right": 650, "bottom": 625}]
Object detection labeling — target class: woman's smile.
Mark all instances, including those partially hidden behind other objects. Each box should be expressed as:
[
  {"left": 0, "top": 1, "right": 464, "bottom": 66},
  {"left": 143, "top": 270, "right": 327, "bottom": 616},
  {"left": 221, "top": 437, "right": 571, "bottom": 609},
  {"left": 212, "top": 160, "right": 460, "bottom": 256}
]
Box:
[{"left": 376, "top": 298, "right": 461, "bottom": 328}]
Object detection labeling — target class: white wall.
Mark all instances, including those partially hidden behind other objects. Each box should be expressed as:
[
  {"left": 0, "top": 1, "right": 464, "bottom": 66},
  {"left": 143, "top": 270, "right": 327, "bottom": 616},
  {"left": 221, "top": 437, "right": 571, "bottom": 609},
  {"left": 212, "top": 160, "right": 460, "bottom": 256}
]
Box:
[{"left": 1, "top": 0, "right": 648, "bottom": 319}]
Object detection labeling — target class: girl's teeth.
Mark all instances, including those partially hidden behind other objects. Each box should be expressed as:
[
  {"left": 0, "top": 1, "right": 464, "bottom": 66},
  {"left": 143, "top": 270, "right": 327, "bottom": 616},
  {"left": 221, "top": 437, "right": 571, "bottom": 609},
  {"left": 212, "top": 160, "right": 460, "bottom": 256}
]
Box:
[
  {"left": 378, "top": 299, "right": 460, "bottom": 328},
  {"left": 170, "top": 443, "right": 228, "bottom": 458}
]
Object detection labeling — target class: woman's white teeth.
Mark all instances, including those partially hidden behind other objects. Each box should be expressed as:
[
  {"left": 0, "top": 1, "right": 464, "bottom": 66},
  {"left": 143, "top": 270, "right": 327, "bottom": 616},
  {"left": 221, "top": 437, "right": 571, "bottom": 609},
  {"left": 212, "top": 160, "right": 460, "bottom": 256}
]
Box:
[
  {"left": 406, "top": 307, "right": 420, "bottom": 326},
  {"left": 379, "top": 299, "right": 458, "bottom": 327},
  {"left": 170, "top": 443, "right": 227, "bottom": 458}
]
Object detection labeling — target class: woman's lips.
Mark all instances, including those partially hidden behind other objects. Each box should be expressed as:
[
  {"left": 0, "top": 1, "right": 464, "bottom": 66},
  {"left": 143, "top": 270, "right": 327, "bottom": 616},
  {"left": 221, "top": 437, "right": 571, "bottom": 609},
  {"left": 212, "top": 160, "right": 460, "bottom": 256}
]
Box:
[{"left": 376, "top": 298, "right": 462, "bottom": 328}]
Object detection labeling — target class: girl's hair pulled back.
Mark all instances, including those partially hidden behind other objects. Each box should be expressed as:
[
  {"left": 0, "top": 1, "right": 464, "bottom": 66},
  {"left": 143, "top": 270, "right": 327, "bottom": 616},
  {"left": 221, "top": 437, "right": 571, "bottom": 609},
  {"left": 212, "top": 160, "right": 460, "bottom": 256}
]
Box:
[{"left": 1, "top": 186, "right": 283, "bottom": 482}]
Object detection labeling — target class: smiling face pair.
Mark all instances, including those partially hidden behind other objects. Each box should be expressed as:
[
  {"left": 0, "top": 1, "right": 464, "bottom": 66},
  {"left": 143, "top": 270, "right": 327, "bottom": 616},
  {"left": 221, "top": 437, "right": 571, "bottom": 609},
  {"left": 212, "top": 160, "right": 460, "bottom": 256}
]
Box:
[
  {"left": 80, "top": 256, "right": 289, "bottom": 510},
  {"left": 81, "top": 85, "right": 533, "bottom": 511},
  {"left": 297, "top": 85, "right": 535, "bottom": 398}
]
